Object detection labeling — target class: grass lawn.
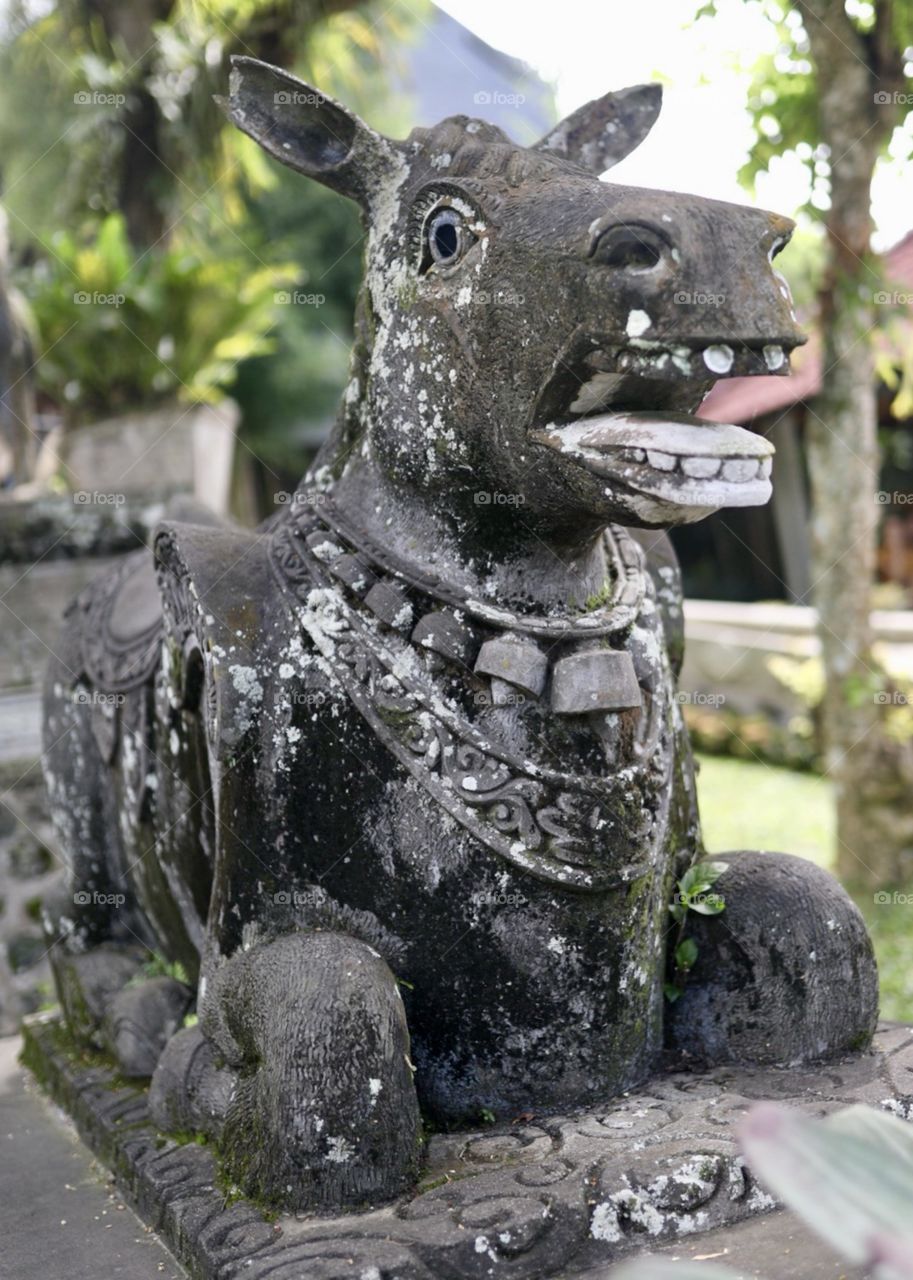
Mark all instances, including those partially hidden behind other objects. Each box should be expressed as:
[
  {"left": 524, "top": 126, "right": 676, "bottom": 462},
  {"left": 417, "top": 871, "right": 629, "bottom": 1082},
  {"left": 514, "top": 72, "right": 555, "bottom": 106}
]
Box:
[{"left": 696, "top": 753, "right": 913, "bottom": 1022}]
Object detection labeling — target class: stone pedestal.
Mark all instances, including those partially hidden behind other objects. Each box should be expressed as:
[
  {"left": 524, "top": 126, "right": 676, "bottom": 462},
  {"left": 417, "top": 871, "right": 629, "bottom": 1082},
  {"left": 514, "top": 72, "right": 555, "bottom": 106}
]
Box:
[{"left": 21, "top": 1015, "right": 913, "bottom": 1279}]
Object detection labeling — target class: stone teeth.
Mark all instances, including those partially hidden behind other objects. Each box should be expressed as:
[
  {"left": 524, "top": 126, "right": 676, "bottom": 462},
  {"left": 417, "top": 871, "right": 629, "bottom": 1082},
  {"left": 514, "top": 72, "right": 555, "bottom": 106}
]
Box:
[
  {"left": 763, "top": 344, "right": 785, "bottom": 371},
  {"left": 646, "top": 450, "right": 677, "bottom": 472},
  {"left": 702, "top": 344, "right": 735, "bottom": 374},
  {"left": 721, "top": 458, "right": 760, "bottom": 482},
  {"left": 760, "top": 457, "right": 772, "bottom": 479},
  {"left": 625, "top": 448, "right": 647, "bottom": 462},
  {"left": 681, "top": 456, "right": 722, "bottom": 479}
]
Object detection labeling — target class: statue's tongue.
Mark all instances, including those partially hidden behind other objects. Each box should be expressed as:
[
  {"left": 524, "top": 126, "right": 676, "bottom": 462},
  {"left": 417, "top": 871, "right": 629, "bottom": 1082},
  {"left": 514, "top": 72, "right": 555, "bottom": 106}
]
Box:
[{"left": 532, "top": 410, "right": 774, "bottom": 462}]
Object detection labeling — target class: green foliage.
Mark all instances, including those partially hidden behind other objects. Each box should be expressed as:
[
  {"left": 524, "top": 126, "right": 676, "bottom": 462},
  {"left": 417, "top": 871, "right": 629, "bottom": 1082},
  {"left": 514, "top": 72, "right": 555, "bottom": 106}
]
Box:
[
  {"left": 140, "top": 954, "right": 190, "bottom": 985},
  {"left": 668, "top": 859, "right": 728, "bottom": 925},
  {"left": 665, "top": 859, "right": 728, "bottom": 1002},
  {"left": 21, "top": 213, "right": 292, "bottom": 423},
  {"left": 0, "top": 0, "right": 424, "bottom": 248}
]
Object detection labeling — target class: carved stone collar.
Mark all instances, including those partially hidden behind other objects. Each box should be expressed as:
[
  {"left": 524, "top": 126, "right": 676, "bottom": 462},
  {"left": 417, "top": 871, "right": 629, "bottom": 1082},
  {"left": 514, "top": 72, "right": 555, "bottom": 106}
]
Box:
[{"left": 269, "top": 499, "right": 673, "bottom": 892}]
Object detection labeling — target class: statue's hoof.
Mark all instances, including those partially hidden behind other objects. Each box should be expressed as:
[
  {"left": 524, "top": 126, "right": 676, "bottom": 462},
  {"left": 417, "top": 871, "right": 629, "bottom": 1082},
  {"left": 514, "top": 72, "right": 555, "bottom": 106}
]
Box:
[
  {"left": 105, "top": 976, "right": 192, "bottom": 1077},
  {"left": 666, "top": 850, "right": 878, "bottom": 1066},
  {"left": 199, "top": 931, "right": 422, "bottom": 1210},
  {"left": 149, "top": 1024, "right": 236, "bottom": 1137}
]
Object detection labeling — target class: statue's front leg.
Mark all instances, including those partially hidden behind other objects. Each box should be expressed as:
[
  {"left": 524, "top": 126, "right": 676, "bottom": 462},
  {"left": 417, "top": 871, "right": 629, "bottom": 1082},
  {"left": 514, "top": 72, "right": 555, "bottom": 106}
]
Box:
[
  {"left": 152, "top": 930, "right": 422, "bottom": 1209},
  {"left": 666, "top": 850, "right": 878, "bottom": 1065}
]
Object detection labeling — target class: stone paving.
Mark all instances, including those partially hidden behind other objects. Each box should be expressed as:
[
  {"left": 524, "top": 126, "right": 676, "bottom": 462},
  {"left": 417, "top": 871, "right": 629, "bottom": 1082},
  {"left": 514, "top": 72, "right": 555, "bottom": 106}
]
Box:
[{"left": 0, "top": 1034, "right": 184, "bottom": 1279}]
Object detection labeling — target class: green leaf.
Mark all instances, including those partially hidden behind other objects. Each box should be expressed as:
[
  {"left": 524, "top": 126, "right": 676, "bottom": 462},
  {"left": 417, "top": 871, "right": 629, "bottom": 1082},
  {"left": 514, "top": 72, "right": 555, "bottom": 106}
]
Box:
[
  {"left": 663, "top": 982, "right": 683, "bottom": 1003},
  {"left": 680, "top": 860, "right": 728, "bottom": 895},
  {"left": 675, "top": 937, "right": 699, "bottom": 971},
  {"left": 689, "top": 892, "right": 727, "bottom": 916},
  {"left": 668, "top": 901, "right": 686, "bottom": 924}
]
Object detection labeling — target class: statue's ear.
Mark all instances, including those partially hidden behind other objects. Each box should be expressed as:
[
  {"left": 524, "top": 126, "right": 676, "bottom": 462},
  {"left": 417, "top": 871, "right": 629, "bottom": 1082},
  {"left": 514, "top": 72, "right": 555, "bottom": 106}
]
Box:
[
  {"left": 218, "top": 56, "right": 401, "bottom": 209},
  {"left": 533, "top": 84, "right": 662, "bottom": 174}
]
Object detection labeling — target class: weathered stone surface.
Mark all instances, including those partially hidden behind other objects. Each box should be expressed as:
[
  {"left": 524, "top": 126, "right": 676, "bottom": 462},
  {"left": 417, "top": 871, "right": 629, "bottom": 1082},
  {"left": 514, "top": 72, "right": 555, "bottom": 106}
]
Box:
[
  {"left": 106, "top": 976, "right": 193, "bottom": 1078},
  {"left": 148, "top": 1023, "right": 235, "bottom": 1138},
  {"left": 666, "top": 850, "right": 879, "bottom": 1066},
  {"left": 197, "top": 931, "right": 422, "bottom": 1209},
  {"left": 50, "top": 943, "right": 146, "bottom": 1048},
  {"left": 22, "top": 1016, "right": 913, "bottom": 1279},
  {"left": 550, "top": 648, "right": 642, "bottom": 713}
]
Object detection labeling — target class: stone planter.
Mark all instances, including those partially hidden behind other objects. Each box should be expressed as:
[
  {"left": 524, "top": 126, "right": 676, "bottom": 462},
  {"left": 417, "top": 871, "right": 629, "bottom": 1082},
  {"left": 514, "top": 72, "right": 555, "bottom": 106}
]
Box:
[{"left": 60, "top": 398, "right": 239, "bottom": 514}]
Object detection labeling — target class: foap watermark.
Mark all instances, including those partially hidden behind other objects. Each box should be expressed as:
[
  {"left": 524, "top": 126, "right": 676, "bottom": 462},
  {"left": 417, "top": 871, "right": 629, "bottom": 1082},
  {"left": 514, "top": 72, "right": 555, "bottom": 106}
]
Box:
[
  {"left": 291, "top": 690, "right": 327, "bottom": 708},
  {"left": 74, "top": 290, "right": 125, "bottom": 307},
  {"left": 274, "top": 490, "right": 328, "bottom": 507},
  {"left": 476, "top": 890, "right": 529, "bottom": 909},
  {"left": 274, "top": 90, "right": 326, "bottom": 107},
  {"left": 272, "top": 888, "right": 323, "bottom": 907},
  {"left": 673, "top": 888, "right": 725, "bottom": 912},
  {"left": 874, "top": 91, "right": 913, "bottom": 106},
  {"left": 676, "top": 691, "right": 726, "bottom": 708},
  {"left": 876, "top": 491, "right": 913, "bottom": 505},
  {"left": 474, "top": 688, "right": 526, "bottom": 708},
  {"left": 73, "top": 689, "right": 126, "bottom": 707},
  {"left": 74, "top": 490, "right": 126, "bottom": 506},
  {"left": 673, "top": 290, "right": 726, "bottom": 308},
  {"left": 874, "top": 891, "right": 913, "bottom": 905},
  {"left": 474, "top": 90, "right": 525, "bottom": 108},
  {"left": 74, "top": 90, "right": 125, "bottom": 107},
  {"left": 484, "top": 287, "right": 524, "bottom": 307},
  {"left": 875, "top": 691, "right": 909, "bottom": 706},
  {"left": 874, "top": 290, "right": 913, "bottom": 306},
  {"left": 274, "top": 290, "right": 326, "bottom": 307},
  {"left": 474, "top": 490, "right": 526, "bottom": 506},
  {"left": 74, "top": 890, "right": 126, "bottom": 907}
]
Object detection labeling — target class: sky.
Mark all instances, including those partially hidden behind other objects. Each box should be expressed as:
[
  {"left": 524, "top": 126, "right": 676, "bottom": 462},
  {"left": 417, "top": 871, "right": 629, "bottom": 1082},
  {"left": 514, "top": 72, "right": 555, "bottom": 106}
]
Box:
[{"left": 435, "top": 0, "right": 913, "bottom": 251}]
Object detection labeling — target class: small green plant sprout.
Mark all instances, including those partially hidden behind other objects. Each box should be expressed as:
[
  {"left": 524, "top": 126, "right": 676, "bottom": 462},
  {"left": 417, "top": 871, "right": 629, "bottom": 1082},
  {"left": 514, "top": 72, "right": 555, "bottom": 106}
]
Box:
[
  {"left": 664, "top": 860, "right": 727, "bottom": 1003},
  {"left": 610, "top": 1101, "right": 913, "bottom": 1279},
  {"left": 479, "top": 1108, "right": 497, "bottom": 1125}
]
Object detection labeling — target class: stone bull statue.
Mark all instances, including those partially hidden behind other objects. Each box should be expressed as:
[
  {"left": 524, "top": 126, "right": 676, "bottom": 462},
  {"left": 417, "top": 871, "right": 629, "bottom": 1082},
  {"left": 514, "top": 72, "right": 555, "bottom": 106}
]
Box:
[{"left": 42, "top": 58, "right": 877, "bottom": 1211}]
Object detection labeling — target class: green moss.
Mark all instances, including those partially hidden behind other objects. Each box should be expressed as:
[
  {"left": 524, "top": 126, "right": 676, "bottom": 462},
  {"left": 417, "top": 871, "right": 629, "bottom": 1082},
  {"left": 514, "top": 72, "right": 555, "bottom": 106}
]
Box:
[
  {"left": 584, "top": 581, "right": 613, "bottom": 612},
  {"left": 24, "top": 895, "right": 44, "bottom": 923}
]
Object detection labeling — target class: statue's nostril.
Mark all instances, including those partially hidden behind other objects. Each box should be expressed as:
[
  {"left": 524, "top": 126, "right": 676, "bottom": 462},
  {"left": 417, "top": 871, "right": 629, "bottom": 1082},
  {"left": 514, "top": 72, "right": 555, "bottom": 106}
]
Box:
[{"left": 594, "top": 223, "right": 665, "bottom": 270}]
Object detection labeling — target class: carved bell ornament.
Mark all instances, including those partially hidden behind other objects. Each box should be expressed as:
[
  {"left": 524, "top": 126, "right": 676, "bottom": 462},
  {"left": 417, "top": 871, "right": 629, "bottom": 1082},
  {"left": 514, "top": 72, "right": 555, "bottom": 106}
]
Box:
[{"left": 550, "top": 648, "right": 642, "bottom": 715}]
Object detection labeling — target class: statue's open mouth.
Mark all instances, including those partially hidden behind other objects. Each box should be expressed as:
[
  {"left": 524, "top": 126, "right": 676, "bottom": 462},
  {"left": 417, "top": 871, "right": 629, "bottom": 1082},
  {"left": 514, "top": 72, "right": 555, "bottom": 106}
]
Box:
[{"left": 529, "top": 335, "right": 795, "bottom": 509}]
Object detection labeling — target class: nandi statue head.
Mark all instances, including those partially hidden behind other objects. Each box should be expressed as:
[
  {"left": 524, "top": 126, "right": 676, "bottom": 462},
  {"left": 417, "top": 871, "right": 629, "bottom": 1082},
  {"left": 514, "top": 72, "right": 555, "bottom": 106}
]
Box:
[{"left": 227, "top": 58, "right": 801, "bottom": 559}]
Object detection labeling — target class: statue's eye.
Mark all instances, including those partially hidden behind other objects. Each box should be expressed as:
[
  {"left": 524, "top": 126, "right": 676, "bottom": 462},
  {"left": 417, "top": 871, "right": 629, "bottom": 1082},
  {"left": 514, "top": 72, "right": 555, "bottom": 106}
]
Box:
[
  {"left": 423, "top": 206, "right": 473, "bottom": 270},
  {"left": 430, "top": 210, "right": 461, "bottom": 261},
  {"left": 594, "top": 224, "right": 667, "bottom": 271}
]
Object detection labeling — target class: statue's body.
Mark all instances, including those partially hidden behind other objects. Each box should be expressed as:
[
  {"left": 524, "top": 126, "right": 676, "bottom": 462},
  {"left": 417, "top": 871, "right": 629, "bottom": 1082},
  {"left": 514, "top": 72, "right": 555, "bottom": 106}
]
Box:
[{"left": 42, "top": 58, "right": 878, "bottom": 1210}]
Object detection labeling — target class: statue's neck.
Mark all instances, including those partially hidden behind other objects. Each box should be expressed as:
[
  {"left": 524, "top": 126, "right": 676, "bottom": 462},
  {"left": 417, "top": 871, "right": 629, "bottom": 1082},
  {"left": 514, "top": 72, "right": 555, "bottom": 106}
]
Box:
[{"left": 318, "top": 453, "right": 614, "bottom": 618}]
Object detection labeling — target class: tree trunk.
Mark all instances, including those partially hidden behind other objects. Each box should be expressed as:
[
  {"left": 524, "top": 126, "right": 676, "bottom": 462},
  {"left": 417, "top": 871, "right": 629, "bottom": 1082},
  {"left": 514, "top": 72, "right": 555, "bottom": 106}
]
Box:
[{"left": 797, "top": 0, "right": 913, "bottom": 887}]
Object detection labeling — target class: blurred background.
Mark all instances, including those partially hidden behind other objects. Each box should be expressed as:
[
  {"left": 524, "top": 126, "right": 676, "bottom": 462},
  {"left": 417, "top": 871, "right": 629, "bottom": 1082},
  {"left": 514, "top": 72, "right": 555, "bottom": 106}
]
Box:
[{"left": 0, "top": 0, "right": 912, "bottom": 1030}]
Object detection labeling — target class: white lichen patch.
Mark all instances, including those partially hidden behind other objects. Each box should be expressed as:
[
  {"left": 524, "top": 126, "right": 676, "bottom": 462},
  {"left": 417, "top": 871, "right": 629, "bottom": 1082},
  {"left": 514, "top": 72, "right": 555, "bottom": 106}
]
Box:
[
  {"left": 626, "top": 309, "right": 652, "bottom": 338},
  {"left": 325, "top": 1135, "right": 355, "bottom": 1163}
]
